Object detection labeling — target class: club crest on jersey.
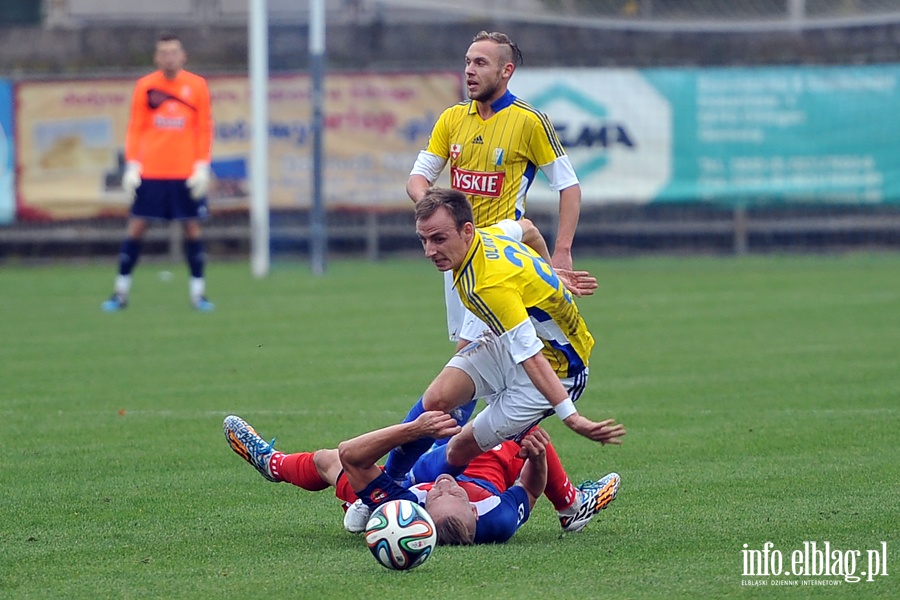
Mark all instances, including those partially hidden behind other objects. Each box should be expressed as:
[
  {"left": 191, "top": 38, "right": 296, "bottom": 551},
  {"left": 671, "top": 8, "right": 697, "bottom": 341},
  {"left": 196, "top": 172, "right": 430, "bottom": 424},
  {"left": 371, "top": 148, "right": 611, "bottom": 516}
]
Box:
[
  {"left": 451, "top": 167, "right": 504, "bottom": 197},
  {"left": 493, "top": 148, "right": 504, "bottom": 166},
  {"left": 450, "top": 143, "right": 462, "bottom": 161}
]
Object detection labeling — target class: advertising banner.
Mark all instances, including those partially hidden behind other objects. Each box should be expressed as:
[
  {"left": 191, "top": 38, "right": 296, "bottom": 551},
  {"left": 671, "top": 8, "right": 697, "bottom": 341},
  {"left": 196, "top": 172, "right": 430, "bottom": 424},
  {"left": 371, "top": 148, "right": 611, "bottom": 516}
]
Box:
[
  {"left": 15, "top": 72, "right": 460, "bottom": 220},
  {"left": 210, "top": 72, "right": 459, "bottom": 210},
  {"left": 16, "top": 79, "right": 131, "bottom": 219},
  {"left": 0, "top": 80, "right": 15, "bottom": 224},
  {"left": 18, "top": 64, "right": 900, "bottom": 218},
  {"left": 514, "top": 64, "right": 900, "bottom": 206}
]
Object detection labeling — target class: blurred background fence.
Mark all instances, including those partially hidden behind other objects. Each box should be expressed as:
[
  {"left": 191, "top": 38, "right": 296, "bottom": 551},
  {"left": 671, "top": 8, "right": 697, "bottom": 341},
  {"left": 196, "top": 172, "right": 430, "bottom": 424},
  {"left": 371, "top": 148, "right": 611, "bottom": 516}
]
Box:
[{"left": 2, "top": 0, "right": 900, "bottom": 261}]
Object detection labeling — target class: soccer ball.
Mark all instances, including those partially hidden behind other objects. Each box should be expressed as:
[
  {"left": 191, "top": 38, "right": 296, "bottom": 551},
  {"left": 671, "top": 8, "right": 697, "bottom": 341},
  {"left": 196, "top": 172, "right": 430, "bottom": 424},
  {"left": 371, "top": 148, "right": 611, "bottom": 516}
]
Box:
[{"left": 364, "top": 499, "right": 437, "bottom": 571}]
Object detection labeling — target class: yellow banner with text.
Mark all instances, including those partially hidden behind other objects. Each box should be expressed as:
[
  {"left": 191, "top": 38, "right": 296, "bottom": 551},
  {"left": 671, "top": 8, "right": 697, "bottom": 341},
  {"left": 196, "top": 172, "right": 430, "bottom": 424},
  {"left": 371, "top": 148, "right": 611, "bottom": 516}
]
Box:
[{"left": 16, "top": 72, "right": 460, "bottom": 220}]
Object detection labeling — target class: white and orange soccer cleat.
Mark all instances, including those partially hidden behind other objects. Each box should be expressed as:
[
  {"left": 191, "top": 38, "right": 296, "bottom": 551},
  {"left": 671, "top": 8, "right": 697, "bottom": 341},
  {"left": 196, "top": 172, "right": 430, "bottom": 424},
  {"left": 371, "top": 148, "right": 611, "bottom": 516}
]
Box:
[{"left": 558, "top": 472, "right": 620, "bottom": 533}]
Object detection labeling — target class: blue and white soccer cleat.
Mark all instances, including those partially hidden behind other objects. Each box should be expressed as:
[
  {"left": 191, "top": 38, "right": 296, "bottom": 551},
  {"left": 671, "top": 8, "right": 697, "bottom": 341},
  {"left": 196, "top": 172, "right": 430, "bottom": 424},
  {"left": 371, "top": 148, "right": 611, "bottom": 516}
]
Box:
[
  {"left": 558, "top": 472, "right": 620, "bottom": 533},
  {"left": 223, "top": 415, "right": 280, "bottom": 482},
  {"left": 192, "top": 296, "right": 215, "bottom": 312},
  {"left": 101, "top": 293, "right": 128, "bottom": 312}
]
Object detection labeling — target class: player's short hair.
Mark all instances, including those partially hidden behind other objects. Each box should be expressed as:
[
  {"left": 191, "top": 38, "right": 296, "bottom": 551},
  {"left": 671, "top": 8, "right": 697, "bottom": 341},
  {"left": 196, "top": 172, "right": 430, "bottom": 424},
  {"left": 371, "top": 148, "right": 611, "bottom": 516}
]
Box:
[
  {"left": 434, "top": 512, "right": 476, "bottom": 546},
  {"left": 472, "top": 30, "right": 523, "bottom": 67},
  {"left": 414, "top": 188, "right": 474, "bottom": 230},
  {"left": 156, "top": 31, "right": 182, "bottom": 45}
]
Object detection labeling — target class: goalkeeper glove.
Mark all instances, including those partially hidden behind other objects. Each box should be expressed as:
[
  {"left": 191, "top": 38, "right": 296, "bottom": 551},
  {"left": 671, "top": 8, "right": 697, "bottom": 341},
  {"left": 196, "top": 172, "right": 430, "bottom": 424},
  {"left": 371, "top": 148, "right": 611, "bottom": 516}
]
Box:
[
  {"left": 186, "top": 161, "right": 211, "bottom": 200},
  {"left": 122, "top": 161, "right": 142, "bottom": 197}
]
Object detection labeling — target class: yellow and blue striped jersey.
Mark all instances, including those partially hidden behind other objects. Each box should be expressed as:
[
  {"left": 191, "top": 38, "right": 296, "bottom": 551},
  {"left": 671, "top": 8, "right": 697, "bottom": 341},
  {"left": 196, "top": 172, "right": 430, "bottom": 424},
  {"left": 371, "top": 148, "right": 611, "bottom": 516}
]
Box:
[
  {"left": 415, "top": 91, "right": 577, "bottom": 228},
  {"left": 452, "top": 224, "right": 594, "bottom": 377}
]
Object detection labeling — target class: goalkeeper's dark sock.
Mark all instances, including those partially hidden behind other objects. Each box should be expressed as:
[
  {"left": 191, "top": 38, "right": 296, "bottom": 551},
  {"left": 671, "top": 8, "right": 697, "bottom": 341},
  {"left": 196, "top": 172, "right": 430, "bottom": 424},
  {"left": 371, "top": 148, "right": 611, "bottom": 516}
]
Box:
[
  {"left": 184, "top": 239, "right": 205, "bottom": 278},
  {"left": 409, "top": 444, "right": 465, "bottom": 484},
  {"left": 383, "top": 397, "right": 433, "bottom": 481},
  {"left": 118, "top": 238, "right": 142, "bottom": 276},
  {"left": 275, "top": 452, "right": 329, "bottom": 491}
]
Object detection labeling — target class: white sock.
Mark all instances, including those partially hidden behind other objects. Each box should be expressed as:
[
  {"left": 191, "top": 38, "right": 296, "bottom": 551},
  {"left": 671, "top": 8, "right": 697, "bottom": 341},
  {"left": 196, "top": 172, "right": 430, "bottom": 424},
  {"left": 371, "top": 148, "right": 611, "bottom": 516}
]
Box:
[
  {"left": 558, "top": 496, "right": 581, "bottom": 516},
  {"left": 114, "top": 275, "right": 132, "bottom": 297},
  {"left": 190, "top": 277, "right": 205, "bottom": 301}
]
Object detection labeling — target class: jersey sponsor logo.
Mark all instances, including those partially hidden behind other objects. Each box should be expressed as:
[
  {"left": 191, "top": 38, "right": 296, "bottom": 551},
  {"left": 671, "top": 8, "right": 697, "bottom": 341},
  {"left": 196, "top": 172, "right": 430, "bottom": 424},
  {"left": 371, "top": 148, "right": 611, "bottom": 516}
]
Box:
[
  {"left": 153, "top": 115, "right": 186, "bottom": 129},
  {"left": 451, "top": 167, "right": 504, "bottom": 197},
  {"left": 472, "top": 134, "right": 484, "bottom": 145},
  {"left": 450, "top": 143, "right": 462, "bottom": 160}
]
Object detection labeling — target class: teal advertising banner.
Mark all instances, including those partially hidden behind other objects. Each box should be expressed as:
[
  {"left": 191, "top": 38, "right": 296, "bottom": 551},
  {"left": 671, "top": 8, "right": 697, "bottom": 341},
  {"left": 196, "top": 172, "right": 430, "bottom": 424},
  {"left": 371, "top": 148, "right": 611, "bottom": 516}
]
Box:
[
  {"left": 0, "top": 80, "right": 13, "bottom": 223},
  {"left": 515, "top": 65, "right": 900, "bottom": 206}
]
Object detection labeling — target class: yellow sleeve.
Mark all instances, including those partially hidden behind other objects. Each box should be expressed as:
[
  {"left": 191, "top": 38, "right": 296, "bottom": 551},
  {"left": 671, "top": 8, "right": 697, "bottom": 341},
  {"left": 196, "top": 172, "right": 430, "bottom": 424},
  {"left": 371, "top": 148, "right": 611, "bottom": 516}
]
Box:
[
  {"left": 424, "top": 107, "right": 453, "bottom": 159},
  {"left": 527, "top": 110, "right": 566, "bottom": 167}
]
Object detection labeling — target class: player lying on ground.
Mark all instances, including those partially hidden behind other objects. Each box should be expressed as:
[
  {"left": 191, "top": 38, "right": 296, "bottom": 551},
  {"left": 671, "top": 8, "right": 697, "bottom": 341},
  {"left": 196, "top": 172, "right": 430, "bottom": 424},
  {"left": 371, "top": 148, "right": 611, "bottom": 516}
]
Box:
[{"left": 224, "top": 413, "right": 620, "bottom": 545}]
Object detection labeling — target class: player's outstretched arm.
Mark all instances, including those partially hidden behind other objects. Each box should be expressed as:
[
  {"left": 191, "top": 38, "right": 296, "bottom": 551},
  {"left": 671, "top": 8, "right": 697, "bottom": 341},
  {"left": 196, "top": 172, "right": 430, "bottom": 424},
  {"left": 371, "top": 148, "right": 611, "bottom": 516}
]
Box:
[
  {"left": 338, "top": 411, "right": 460, "bottom": 491},
  {"left": 521, "top": 352, "right": 625, "bottom": 445},
  {"left": 556, "top": 268, "right": 598, "bottom": 297},
  {"left": 562, "top": 415, "right": 627, "bottom": 445},
  {"left": 552, "top": 184, "right": 582, "bottom": 273}
]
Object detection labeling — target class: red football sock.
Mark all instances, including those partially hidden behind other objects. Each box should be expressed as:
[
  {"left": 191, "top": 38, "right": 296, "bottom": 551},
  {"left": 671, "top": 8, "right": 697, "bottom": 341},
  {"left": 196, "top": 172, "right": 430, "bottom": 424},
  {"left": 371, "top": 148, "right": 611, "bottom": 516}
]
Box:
[
  {"left": 543, "top": 443, "right": 578, "bottom": 511},
  {"left": 274, "top": 452, "right": 330, "bottom": 491},
  {"left": 333, "top": 471, "right": 358, "bottom": 505}
]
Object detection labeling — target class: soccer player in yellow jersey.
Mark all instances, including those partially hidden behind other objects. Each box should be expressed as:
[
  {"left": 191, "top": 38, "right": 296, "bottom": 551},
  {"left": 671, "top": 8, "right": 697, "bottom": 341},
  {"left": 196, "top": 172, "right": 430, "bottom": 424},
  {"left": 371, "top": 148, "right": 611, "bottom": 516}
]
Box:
[
  {"left": 384, "top": 188, "right": 624, "bottom": 494},
  {"left": 102, "top": 32, "right": 214, "bottom": 312},
  {"left": 408, "top": 31, "right": 584, "bottom": 348},
  {"left": 385, "top": 31, "right": 596, "bottom": 486}
]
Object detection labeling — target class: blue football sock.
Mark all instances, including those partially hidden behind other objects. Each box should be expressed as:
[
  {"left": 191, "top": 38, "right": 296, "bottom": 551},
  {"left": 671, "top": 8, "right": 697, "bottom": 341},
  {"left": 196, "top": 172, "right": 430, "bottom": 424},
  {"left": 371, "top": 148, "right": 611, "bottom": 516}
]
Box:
[
  {"left": 432, "top": 399, "right": 478, "bottom": 449},
  {"left": 410, "top": 444, "right": 465, "bottom": 484},
  {"left": 451, "top": 398, "right": 477, "bottom": 427},
  {"left": 383, "top": 398, "right": 433, "bottom": 481}
]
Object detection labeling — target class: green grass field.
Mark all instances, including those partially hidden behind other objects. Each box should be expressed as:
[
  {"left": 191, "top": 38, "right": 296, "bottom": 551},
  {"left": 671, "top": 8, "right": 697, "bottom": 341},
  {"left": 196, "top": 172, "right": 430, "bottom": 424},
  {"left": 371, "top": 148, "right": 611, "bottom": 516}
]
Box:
[{"left": 1, "top": 254, "right": 898, "bottom": 599}]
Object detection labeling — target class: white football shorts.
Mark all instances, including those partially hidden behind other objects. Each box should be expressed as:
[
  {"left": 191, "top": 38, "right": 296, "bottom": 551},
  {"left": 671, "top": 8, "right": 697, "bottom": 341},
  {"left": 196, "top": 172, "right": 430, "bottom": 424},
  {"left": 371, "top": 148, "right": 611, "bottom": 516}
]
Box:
[{"left": 446, "top": 332, "right": 589, "bottom": 452}]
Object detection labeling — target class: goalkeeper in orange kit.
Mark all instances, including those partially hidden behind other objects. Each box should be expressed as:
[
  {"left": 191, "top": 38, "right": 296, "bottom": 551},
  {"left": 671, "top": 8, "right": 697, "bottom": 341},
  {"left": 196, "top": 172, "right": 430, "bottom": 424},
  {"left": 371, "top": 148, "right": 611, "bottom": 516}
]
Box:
[{"left": 102, "top": 32, "right": 215, "bottom": 312}]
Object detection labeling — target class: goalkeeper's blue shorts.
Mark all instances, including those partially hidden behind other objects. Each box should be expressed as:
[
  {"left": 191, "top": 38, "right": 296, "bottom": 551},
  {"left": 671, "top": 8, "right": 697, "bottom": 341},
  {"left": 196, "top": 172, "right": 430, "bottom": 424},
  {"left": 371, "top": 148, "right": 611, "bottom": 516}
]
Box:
[{"left": 132, "top": 178, "right": 208, "bottom": 221}]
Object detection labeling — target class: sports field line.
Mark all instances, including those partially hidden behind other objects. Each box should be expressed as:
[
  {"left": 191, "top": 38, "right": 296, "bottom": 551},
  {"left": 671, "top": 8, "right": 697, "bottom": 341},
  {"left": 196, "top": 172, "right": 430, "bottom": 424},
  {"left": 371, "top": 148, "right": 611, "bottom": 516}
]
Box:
[{"left": 36, "top": 408, "right": 415, "bottom": 419}]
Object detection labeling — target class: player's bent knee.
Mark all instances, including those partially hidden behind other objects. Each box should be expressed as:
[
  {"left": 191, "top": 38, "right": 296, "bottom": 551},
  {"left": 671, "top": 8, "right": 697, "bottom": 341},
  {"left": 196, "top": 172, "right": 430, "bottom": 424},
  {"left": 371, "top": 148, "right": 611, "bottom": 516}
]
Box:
[
  {"left": 422, "top": 369, "right": 476, "bottom": 413},
  {"left": 445, "top": 434, "right": 480, "bottom": 468},
  {"left": 313, "top": 448, "right": 335, "bottom": 472},
  {"left": 336, "top": 440, "right": 362, "bottom": 470},
  {"left": 421, "top": 394, "right": 460, "bottom": 413}
]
